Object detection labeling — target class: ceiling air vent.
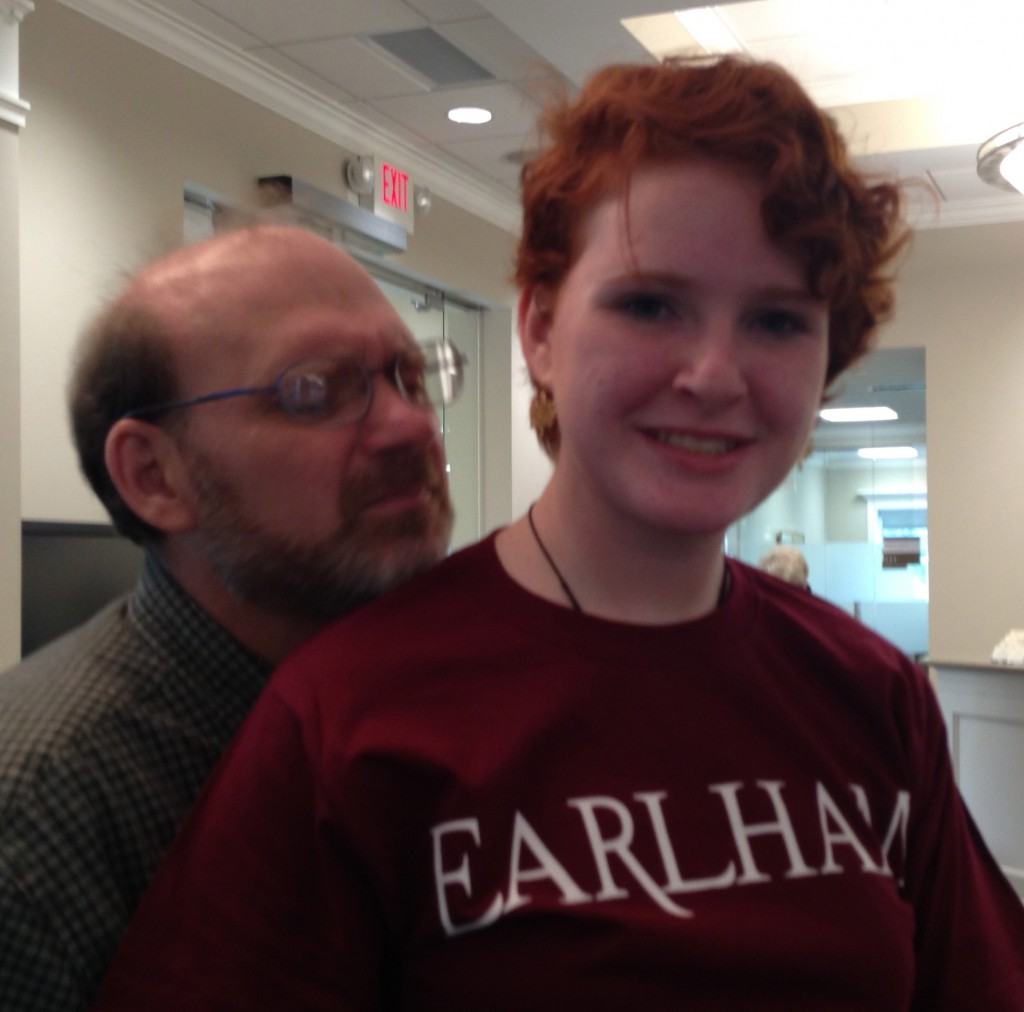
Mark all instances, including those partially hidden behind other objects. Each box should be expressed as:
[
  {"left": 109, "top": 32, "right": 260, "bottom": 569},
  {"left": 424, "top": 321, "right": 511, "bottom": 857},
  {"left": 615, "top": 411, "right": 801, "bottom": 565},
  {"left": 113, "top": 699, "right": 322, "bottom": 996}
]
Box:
[{"left": 367, "top": 27, "right": 494, "bottom": 86}]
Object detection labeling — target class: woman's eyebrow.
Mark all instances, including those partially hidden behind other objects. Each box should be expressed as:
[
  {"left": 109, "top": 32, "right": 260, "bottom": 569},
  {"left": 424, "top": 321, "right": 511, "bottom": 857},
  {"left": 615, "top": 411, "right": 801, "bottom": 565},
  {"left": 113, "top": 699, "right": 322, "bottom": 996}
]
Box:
[{"left": 611, "top": 270, "right": 821, "bottom": 302}]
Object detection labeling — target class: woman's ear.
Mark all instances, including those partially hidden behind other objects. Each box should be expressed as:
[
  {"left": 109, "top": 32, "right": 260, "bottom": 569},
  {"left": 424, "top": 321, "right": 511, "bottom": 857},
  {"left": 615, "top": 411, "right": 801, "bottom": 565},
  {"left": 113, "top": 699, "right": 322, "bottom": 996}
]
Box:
[
  {"left": 518, "top": 285, "right": 556, "bottom": 388},
  {"left": 104, "top": 419, "right": 199, "bottom": 535}
]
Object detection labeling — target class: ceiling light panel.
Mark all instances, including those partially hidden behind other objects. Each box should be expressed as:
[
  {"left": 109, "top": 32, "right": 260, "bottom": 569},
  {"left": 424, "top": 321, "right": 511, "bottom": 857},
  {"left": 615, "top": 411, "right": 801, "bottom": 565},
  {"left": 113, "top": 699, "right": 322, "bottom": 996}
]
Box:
[{"left": 673, "top": 9, "right": 744, "bottom": 53}]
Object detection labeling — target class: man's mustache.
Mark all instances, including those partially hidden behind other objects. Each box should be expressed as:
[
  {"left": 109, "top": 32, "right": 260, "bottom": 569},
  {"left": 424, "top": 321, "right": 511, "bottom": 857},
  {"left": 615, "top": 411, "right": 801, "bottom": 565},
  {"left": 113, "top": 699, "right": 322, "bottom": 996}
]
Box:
[{"left": 344, "top": 447, "right": 448, "bottom": 514}]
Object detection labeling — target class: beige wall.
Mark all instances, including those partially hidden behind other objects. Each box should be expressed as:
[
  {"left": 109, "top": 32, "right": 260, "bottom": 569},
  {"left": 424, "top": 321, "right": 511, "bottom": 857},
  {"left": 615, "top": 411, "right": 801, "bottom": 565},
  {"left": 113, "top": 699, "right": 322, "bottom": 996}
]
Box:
[
  {"left": 880, "top": 222, "right": 1024, "bottom": 661},
  {"left": 18, "top": 0, "right": 517, "bottom": 530}
]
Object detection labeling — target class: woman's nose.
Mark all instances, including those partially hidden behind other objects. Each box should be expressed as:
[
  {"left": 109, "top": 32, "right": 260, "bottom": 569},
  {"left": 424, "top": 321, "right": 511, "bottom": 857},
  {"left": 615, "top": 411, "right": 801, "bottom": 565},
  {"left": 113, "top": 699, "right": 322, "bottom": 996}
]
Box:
[{"left": 671, "top": 328, "right": 748, "bottom": 406}]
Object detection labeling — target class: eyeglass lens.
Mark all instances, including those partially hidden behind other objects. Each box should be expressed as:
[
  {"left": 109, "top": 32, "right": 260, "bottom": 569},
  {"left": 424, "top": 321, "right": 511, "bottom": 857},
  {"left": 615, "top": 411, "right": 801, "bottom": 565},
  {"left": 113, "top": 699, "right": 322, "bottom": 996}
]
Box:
[
  {"left": 276, "top": 340, "right": 463, "bottom": 426},
  {"left": 421, "top": 340, "right": 463, "bottom": 408}
]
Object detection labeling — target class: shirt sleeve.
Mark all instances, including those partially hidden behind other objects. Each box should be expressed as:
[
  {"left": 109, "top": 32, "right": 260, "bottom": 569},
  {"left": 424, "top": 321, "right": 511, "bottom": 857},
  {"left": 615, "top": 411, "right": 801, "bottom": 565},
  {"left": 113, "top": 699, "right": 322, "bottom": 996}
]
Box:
[
  {"left": 0, "top": 878, "right": 86, "bottom": 1012},
  {"left": 89, "top": 689, "right": 382, "bottom": 1012},
  {"left": 899, "top": 667, "right": 1024, "bottom": 1008}
]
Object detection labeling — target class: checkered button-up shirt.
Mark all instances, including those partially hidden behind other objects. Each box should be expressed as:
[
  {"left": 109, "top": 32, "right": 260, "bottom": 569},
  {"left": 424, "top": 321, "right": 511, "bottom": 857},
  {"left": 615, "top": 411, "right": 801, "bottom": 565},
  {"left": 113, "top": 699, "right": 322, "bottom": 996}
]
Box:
[{"left": 0, "top": 554, "right": 271, "bottom": 1011}]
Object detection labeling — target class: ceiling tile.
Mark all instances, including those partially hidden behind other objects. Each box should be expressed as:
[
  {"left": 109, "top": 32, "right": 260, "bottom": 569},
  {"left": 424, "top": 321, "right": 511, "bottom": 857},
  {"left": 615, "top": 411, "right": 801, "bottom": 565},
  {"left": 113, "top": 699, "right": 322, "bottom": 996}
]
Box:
[
  {"left": 278, "top": 37, "right": 431, "bottom": 99},
  {"left": 403, "top": 0, "right": 492, "bottom": 23},
  {"left": 343, "top": 100, "right": 446, "bottom": 153},
  {"left": 439, "top": 133, "right": 529, "bottom": 192},
  {"left": 438, "top": 17, "right": 560, "bottom": 82},
  {"left": 366, "top": 82, "right": 541, "bottom": 145},
  {"left": 192, "top": 0, "right": 426, "bottom": 45},
  {"left": 150, "top": 0, "right": 263, "bottom": 47},
  {"left": 248, "top": 48, "right": 357, "bottom": 104}
]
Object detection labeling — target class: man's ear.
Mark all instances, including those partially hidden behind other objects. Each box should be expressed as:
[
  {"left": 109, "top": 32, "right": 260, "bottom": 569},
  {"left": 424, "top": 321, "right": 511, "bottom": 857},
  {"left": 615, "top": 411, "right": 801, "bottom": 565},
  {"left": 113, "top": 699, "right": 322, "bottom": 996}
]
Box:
[
  {"left": 104, "top": 419, "right": 199, "bottom": 535},
  {"left": 518, "top": 285, "right": 557, "bottom": 389}
]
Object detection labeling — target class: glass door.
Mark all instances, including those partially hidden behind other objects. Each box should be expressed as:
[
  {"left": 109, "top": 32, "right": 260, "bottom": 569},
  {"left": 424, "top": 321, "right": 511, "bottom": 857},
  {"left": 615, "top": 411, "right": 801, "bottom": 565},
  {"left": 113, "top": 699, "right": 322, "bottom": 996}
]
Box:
[{"left": 371, "top": 275, "right": 482, "bottom": 551}]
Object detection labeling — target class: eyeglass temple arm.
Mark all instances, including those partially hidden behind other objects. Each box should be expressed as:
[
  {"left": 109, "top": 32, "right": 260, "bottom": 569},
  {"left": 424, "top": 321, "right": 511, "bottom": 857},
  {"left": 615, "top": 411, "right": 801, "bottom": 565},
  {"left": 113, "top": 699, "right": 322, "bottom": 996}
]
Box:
[{"left": 122, "top": 384, "right": 273, "bottom": 419}]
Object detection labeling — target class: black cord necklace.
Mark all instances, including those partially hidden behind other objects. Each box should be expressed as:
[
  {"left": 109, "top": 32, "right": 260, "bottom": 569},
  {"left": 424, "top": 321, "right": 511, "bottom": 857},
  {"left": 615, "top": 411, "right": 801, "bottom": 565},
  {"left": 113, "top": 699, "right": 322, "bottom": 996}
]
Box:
[
  {"left": 525, "top": 503, "right": 733, "bottom": 615},
  {"left": 527, "top": 504, "right": 583, "bottom": 612}
]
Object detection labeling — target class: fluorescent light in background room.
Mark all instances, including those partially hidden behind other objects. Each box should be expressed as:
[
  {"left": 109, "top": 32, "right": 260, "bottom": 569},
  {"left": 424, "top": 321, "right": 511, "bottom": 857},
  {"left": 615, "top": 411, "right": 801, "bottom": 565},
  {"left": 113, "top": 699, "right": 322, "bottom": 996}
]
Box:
[
  {"left": 820, "top": 406, "right": 898, "bottom": 423},
  {"left": 858, "top": 446, "right": 919, "bottom": 460}
]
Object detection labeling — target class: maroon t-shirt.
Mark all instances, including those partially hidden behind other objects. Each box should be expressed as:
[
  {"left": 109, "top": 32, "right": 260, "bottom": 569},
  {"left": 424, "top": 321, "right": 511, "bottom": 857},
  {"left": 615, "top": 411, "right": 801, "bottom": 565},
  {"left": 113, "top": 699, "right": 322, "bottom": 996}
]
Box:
[{"left": 93, "top": 536, "right": 1024, "bottom": 1010}]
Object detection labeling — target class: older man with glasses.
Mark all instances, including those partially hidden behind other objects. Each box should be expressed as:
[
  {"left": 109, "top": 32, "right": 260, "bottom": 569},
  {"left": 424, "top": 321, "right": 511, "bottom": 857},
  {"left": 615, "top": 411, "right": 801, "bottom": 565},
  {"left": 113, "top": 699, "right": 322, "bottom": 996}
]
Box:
[{"left": 0, "top": 224, "right": 460, "bottom": 1012}]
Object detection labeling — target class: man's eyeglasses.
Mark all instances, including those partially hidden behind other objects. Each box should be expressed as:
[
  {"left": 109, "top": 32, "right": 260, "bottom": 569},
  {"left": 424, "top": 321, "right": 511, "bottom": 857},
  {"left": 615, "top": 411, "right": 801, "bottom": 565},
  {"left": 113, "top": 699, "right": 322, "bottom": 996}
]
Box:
[{"left": 123, "top": 339, "right": 464, "bottom": 427}]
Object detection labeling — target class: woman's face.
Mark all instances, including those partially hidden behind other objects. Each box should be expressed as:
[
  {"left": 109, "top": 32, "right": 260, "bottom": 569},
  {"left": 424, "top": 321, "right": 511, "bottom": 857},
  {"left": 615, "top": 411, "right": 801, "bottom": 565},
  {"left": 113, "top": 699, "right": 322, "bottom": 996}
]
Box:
[{"left": 522, "top": 159, "right": 830, "bottom": 545}]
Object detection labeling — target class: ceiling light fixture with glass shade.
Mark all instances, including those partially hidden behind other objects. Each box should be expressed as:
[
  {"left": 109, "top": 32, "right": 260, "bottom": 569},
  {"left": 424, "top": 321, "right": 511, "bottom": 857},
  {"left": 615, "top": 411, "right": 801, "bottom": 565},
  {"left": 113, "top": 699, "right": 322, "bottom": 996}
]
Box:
[{"left": 977, "top": 123, "right": 1024, "bottom": 194}]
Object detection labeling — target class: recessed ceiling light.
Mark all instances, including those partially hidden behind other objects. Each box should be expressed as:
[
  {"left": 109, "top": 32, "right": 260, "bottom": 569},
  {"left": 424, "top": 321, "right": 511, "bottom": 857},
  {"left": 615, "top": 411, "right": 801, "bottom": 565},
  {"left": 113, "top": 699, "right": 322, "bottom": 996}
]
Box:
[
  {"left": 857, "top": 446, "right": 919, "bottom": 460},
  {"left": 820, "top": 406, "right": 898, "bottom": 423},
  {"left": 448, "top": 106, "right": 492, "bottom": 125}
]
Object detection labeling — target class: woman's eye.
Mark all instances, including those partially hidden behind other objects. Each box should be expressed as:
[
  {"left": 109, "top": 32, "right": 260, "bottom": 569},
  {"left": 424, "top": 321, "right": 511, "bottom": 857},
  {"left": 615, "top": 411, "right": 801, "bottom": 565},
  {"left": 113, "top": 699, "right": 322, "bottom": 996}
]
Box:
[
  {"left": 614, "top": 293, "right": 673, "bottom": 322},
  {"left": 752, "top": 308, "right": 810, "bottom": 338}
]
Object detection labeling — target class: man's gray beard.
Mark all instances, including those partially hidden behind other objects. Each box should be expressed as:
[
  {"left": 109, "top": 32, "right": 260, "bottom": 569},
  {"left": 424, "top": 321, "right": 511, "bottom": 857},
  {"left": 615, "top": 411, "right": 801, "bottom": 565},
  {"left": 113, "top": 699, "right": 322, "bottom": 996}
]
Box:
[{"left": 186, "top": 445, "right": 453, "bottom": 624}]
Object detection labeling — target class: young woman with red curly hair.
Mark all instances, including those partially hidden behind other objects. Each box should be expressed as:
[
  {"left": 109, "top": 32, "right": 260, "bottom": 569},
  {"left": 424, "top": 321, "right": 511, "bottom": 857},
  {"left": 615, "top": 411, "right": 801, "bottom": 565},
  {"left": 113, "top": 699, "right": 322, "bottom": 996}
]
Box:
[{"left": 93, "top": 56, "right": 1024, "bottom": 1011}]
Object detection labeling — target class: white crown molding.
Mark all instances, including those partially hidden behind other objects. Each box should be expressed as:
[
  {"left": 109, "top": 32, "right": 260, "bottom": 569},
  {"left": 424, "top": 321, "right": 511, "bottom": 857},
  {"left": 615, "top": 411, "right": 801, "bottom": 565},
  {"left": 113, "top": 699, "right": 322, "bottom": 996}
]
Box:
[
  {"left": 1, "top": 2, "right": 33, "bottom": 128},
  {"left": 1, "top": 0, "right": 34, "bottom": 24},
  {"left": 0, "top": 86, "right": 29, "bottom": 127},
  {"left": 909, "top": 196, "right": 1024, "bottom": 231},
  {"left": 52, "top": 0, "right": 520, "bottom": 234}
]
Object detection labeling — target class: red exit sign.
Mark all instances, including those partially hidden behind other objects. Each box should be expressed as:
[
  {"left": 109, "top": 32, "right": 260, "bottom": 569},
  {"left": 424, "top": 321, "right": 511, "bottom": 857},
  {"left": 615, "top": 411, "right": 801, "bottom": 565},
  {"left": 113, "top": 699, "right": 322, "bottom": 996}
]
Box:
[{"left": 381, "top": 161, "right": 409, "bottom": 213}]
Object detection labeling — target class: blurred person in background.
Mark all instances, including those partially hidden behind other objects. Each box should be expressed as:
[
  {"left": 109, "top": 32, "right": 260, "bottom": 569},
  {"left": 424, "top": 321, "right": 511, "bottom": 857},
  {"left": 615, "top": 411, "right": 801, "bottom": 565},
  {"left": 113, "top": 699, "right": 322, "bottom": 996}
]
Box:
[{"left": 759, "top": 545, "right": 810, "bottom": 589}]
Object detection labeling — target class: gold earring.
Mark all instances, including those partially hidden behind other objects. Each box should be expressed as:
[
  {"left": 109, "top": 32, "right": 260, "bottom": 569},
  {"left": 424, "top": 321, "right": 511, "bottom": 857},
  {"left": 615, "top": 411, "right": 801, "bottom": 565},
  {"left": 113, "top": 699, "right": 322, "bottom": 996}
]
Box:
[
  {"left": 529, "top": 388, "right": 560, "bottom": 457},
  {"left": 530, "top": 388, "right": 555, "bottom": 432}
]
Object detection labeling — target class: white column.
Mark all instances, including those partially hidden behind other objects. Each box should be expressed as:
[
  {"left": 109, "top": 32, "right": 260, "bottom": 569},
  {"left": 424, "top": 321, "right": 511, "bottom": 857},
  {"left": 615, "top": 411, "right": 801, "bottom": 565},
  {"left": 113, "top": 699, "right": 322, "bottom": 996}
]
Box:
[
  {"left": 0, "top": 0, "right": 33, "bottom": 665},
  {"left": 0, "top": 1, "right": 32, "bottom": 128}
]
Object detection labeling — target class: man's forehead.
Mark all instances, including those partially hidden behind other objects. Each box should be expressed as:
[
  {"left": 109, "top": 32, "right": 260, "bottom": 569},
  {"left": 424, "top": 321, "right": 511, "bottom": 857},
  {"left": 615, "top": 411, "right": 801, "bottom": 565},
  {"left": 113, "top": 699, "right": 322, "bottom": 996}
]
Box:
[
  {"left": 131, "top": 229, "right": 411, "bottom": 379},
  {"left": 179, "top": 284, "right": 412, "bottom": 385},
  {"left": 147, "top": 232, "right": 387, "bottom": 323},
  {"left": 150, "top": 230, "right": 367, "bottom": 298},
  {"left": 260, "top": 301, "right": 414, "bottom": 357}
]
